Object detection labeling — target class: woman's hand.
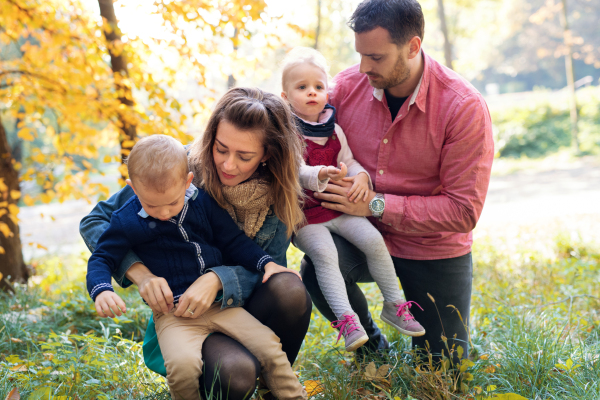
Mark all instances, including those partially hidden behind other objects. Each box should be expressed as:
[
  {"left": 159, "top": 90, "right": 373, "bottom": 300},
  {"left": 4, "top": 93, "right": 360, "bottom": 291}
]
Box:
[
  {"left": 262, "top": 262, "right": 302, "bottom": 283},
  {"left": 174, "top": 272, "right": 224, "bottom": 319},
  {"left": 344, "top": 172, "right": 370, "bottom": 203},
  {"left": 126, "top": 262, "right": 174, "bottom": 314}
]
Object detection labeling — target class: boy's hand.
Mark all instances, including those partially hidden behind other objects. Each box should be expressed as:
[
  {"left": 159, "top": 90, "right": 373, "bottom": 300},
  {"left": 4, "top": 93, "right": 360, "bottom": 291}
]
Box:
[
  {"left": 343, "top": 172, "right": 370, "bottom": 202},
  {"left": 133, "top": 264, "right": 174, "bottom": 314},
  {"left": 318, "top": 162, "right": 348, "bottom": 182},
  {"left": 262, "top": 262, "right": 302, "bottom": 283},
  {"left": 95, "top": 291, "right": 127, "bottom": 318}
]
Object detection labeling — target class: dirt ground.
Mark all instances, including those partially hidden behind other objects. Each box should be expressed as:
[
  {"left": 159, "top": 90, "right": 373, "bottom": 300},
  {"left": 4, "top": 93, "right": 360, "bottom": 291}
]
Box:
[{"left": 18, "top": 158, "right": 600, "bottom": 260}]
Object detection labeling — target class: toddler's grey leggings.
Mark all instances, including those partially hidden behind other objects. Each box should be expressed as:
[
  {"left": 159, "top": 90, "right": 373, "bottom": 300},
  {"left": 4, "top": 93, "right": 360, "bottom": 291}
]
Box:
[{"left": 294, "top": 213, "right": 403, "bottom": 319}]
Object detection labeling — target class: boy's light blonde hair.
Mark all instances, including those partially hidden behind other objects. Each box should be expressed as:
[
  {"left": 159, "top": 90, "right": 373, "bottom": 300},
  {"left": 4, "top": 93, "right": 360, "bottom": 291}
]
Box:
[
  {"left": 126, "top": 135, "right": 189, "bottom": 193},
  {"left": 281, "top": 46, "right": 330, "bottom": 92}
]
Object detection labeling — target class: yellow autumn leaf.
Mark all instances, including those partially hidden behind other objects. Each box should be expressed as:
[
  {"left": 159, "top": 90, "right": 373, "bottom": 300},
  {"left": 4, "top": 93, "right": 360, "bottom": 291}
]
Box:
[
  {"left": 486, "top": 394, "right": 529, "bottom": 400},
  {"left": 10, "top": 190, "right": 21, "bottom": 200},
  {"left": 122, "top": 140, "right": 136, "bottom": 148},
  {"left": 103, "top": 155, "right": 112, "bottom": 163},
  {"left": 0, "top": 222, "right": 12, "bottom": 238},
  {"left": 0, "top": 247, "right": 4, "bottom": 255},
  {"left": 304, "top": 380, "right": 324, "bottom": 397},
  {"left": 0, "top": 179, "right": 7, "bottom": 193},
  {"left": 23, "top": 195, "right": 35, "bottom": 207},
  {"left": 8, "top": 204, "right": 19, "bottom": 216},
  {"left": 17, "top": 127, "right": 34, "bottom": 141}
]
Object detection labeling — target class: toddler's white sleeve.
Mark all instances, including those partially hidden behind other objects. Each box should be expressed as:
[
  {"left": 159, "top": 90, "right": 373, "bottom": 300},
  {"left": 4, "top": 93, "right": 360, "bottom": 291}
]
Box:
[{"left": 335, "top": 124, "right": 373, "bottom": 189}]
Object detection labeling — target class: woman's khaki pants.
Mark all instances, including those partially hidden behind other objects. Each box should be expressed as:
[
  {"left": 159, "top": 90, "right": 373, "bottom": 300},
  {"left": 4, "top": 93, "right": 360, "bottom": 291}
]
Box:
[{"left": 154, "top": 303, "right": 307, "bottom": 400}]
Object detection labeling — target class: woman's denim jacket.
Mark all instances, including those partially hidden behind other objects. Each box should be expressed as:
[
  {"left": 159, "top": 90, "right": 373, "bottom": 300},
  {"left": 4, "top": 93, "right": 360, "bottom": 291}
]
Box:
[{"left": 79, "top": 185, "right": 290, "bottom": 309}]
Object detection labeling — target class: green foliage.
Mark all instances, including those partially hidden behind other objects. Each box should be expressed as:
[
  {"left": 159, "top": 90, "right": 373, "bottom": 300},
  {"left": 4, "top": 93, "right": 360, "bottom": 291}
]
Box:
[
  {"left": 492, "top": 87, "right": 600, "bottom": 158},
  {"left": 1, "top": 235, "right": 599, "bottom": 399}
]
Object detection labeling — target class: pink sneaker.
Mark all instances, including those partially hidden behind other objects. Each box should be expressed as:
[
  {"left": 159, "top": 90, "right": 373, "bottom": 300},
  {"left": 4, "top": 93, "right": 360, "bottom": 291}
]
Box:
[
  {"left": 380, "top": 301, "right": 426, "bottom": 337},
  {"left": 331, "top": 312, "right": 369, "bottom": 352}
]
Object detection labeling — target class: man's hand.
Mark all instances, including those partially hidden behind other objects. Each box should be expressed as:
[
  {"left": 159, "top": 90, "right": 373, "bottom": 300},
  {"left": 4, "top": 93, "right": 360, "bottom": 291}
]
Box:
[
  {"left": 174, "top": 272, "right": 223, "bottom": 319},
  {"left": 318, "top": 162, "right": 348, "bottom": 182},
  {"left": 127, "top": 262, "right": 174, "bottom": 314},
  {"left": 314, "top": 180, "right": 376, "bottom": 217},
  {"left": 262, "top": 262, "right": 302, "bottom": 283},
  {"left": 344, "top": 172, "right": 370, "bottom": 203},
  {"left": 95, "top": 291, "right": 127, "bottom": 318}
]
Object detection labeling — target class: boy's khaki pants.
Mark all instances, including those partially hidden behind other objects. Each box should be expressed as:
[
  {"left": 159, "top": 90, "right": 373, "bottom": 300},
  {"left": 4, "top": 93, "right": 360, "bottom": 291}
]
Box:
[{"left": 154, "top": 303, "right": 307, "bottom": 400}]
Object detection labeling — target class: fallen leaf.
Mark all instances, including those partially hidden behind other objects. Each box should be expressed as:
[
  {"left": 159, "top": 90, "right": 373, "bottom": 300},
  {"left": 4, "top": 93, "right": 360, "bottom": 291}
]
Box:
[
  {"left": 487, "top": 394, "right": 529, "bottom": 400},
  {"left": 365, "top": 362, "right": 378, "bottom": 380},
  {"left": 10, "top": 338, "right": 22, "bottom": 343},
  {"left": 4, "top": 387, "right": 20, "bottom": 400},
  {"left": 9, "top": 365, "right": 27, "bottom": 372},
  {"left": 304, "top": 380, "right": 324, "bottom": 397}
]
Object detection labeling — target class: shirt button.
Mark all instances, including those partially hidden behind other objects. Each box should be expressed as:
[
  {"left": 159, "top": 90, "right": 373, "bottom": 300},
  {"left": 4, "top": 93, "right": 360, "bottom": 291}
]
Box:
[
  {"left": 383, "top": 139, "right": 388, "bottom": 144},
  {"left": 379, "top": 170, "right": 384, "bottom": 175},
  {"left": 227, "top": 298, "right": 233, "bottom": 306}
]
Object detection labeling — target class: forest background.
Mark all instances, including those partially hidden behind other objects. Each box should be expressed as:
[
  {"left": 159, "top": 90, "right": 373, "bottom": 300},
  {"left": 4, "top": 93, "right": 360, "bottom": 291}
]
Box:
[{"left": 0, "top": 0, "right": 599, "bottom": 399}]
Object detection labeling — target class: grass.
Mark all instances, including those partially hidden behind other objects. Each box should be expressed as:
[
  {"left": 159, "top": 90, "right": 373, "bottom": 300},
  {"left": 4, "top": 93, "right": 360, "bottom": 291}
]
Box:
[{"left": 1, "top": 229, "right": 599, "bottom": 399}]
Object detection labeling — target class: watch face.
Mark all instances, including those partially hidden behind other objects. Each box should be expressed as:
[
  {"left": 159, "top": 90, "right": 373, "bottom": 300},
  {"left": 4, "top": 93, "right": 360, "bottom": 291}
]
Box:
[{"left": 370, "top": 199, "right": 385, "bottom": 213}]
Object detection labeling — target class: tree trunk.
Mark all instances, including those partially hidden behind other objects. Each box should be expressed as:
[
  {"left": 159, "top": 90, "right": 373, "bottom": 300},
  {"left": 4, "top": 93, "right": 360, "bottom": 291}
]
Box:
[
  {"left": 0, "top": 114, "right": 27, "bottom": 292},
  {"left": 437, "top": 0, "right": 453, "bottom": 70},
  {"left": 558, "top": 0, "right": 579, "bottom": 153},
  {"left": 98, "top": 0, "right": 137, "bottom": 179},
  {"left": 314, "top": 0, "right": 322, "bottom": 50}
]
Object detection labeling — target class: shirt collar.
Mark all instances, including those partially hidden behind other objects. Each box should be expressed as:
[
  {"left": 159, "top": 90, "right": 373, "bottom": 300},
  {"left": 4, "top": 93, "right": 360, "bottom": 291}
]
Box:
[
  {"left": 372, "top": 49, "right": 428, "bottom": 113},
  {"left": 138, "top": 183, "right": 198, "bottom": 219}
]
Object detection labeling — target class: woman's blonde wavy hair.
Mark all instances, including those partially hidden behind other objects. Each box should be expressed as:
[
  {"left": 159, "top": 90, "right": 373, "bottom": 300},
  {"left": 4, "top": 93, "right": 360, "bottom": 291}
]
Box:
[{"left": 188, "top": 87, "right": 305, "bottom": 237}]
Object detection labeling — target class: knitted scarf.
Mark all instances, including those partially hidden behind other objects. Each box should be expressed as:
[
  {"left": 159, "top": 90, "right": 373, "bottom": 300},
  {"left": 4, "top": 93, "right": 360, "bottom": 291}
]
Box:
[
  {"left": 220, "top": 175, "right": 273, "bottom": 239},
  {"left": 295, "top": 104, "right": 336, "bottom": 138}
]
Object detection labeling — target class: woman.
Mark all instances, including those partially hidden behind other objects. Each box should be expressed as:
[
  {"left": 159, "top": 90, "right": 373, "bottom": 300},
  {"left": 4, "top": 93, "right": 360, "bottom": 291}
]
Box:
[{"left": 80, "top": 87, "right": 314, "bottom": 399}]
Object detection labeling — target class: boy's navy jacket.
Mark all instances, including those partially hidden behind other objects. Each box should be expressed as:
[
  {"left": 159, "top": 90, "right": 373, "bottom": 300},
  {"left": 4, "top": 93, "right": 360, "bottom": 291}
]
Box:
[{"left": 86, "top": 185, "right": 274, "bottom": 303}]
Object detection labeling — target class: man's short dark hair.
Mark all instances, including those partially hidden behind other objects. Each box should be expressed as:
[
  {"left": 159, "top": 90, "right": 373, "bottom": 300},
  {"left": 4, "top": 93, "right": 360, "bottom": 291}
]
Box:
[{"left": 349, "top": 0, "right": 425, "bottom": 46}]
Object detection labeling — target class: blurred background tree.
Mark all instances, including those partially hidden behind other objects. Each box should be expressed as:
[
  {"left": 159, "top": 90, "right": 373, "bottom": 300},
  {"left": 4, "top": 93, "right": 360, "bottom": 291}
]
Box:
[{"left": 0, "top": 0, "right": 281, "bottom": 287}]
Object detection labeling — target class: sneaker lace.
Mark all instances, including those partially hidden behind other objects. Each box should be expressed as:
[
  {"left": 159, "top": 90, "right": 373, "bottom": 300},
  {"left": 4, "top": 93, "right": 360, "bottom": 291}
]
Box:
[
  {"left": 331, "top": 314, "right": 360, "bottom": 343},
  {"left": 395, "top": 301, "right": 424, "bottom": 321}
]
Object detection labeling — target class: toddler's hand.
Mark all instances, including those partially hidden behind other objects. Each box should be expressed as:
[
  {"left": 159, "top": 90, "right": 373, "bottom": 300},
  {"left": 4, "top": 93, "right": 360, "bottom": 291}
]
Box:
[
  {"left": 262, "top": 262, "right": 302, "bottom": 283},
  {"left": 343, "top": 172, "right": 370, "bottom": 202},
  {"left": 95, "top": 291, "right": 127, "bottom": 318},
  {"left": 319, "top": 162, "right": 348, "bottom": 182}
]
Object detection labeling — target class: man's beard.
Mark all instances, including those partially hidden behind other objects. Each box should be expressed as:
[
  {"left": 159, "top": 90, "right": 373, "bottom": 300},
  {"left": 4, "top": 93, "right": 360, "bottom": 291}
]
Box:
[{"left": 368, "top": 56, "right": 410, "bottom": 90}]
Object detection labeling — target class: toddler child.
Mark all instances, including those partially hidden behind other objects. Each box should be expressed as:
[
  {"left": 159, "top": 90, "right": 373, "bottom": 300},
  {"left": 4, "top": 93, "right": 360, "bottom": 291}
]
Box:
[
  {"left": 86, "top": 135, "right": 306, "bottom": 400},
  {"left": 281, "top": 47, "right": 425, "bottom": 352}
]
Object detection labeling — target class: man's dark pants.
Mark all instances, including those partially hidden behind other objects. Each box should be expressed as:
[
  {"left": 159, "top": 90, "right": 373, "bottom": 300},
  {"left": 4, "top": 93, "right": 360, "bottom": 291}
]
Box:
[{"left": 300, "top": 233, "right": 473, "bottom": 363}]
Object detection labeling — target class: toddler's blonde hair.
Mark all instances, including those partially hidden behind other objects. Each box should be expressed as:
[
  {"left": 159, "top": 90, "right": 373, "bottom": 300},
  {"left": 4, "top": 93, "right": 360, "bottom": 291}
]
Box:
[
  {"left": 281, "top": 46, "right": 330, "bottom": 92},
  {"left": 126, "top": 135, "right": 189, "bottom": 193}
]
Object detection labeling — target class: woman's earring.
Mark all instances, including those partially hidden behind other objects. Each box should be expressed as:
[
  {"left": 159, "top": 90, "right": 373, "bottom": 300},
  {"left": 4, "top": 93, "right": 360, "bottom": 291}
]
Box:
[{"left": 262, "top": 161, "right": 267, "bottom": 167}]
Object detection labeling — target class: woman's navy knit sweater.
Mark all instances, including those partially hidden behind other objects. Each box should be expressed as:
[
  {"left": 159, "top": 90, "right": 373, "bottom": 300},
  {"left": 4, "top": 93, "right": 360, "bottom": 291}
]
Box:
[{"left": 86, "top": 186, "right": 274, "bottom": 303}]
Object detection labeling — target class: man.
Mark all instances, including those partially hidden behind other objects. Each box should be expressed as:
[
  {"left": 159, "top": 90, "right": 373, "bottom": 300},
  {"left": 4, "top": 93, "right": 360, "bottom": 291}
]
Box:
[{"left": 300, "top": 0, "right": 494, "bottom": 362}]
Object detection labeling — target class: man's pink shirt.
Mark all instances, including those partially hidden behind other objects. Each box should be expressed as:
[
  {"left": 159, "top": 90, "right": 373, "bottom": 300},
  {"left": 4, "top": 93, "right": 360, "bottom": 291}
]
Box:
[{"left": 330, "top": 51, "right": 494, "bottom": 260}]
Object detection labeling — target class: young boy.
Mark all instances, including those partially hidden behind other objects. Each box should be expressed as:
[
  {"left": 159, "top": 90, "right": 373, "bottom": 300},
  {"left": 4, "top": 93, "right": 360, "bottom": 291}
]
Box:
[{"left": 86, "top": 135, "right": 306, "bottom": 400}]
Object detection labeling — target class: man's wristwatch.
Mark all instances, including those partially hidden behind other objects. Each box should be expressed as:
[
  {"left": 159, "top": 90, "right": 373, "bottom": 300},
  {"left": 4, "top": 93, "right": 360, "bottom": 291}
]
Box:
[{"left": 368, "top": 193, "right": 385, "bottom": 218}]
